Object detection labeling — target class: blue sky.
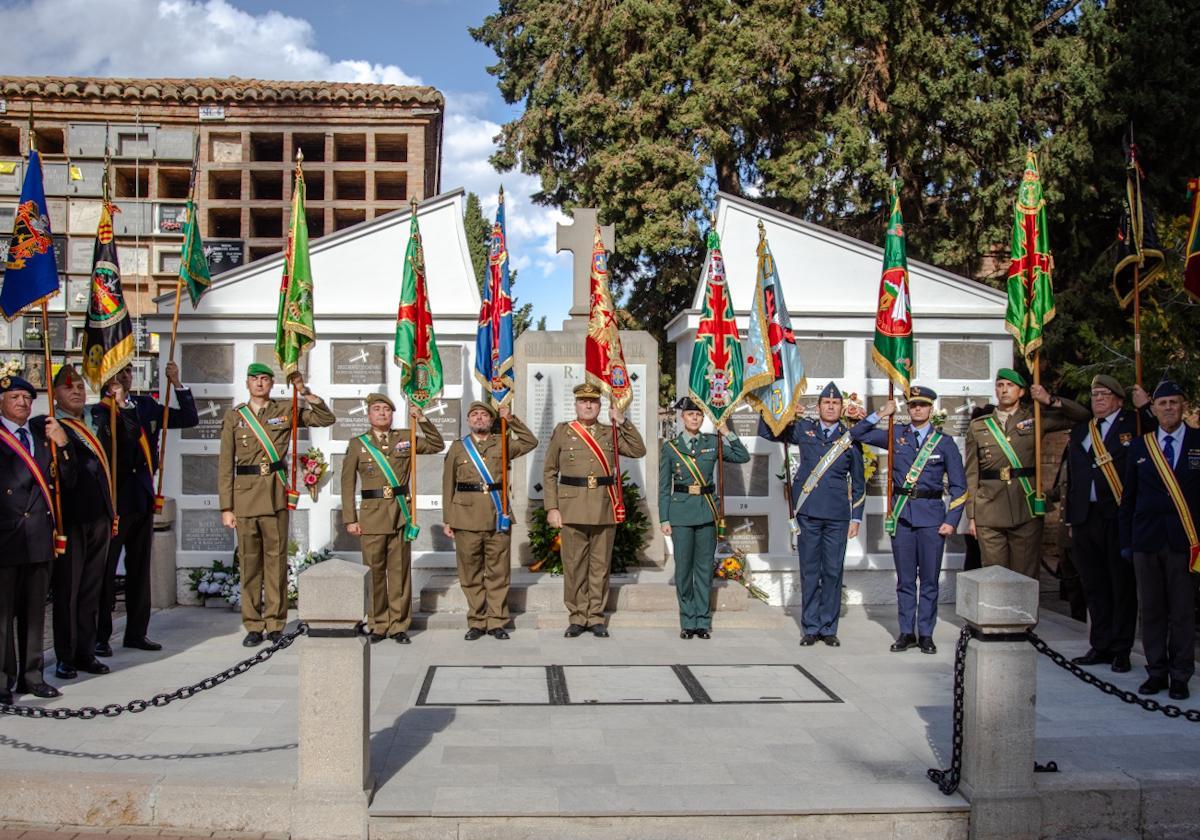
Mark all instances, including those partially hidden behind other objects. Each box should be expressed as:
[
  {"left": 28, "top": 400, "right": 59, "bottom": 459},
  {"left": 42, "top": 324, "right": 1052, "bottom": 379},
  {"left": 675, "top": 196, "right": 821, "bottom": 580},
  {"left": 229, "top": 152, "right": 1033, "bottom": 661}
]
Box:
[{"left": 0, "top": 0, "right": 573, "bottom": 324}]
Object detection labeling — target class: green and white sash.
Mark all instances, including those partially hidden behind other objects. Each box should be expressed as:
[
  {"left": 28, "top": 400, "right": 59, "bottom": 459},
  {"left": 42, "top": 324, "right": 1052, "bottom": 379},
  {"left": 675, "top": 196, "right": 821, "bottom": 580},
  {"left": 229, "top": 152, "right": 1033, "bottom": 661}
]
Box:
[
  {"left": 886, "top": 429, "right": 942, "bottom": 535},
  {"left": 792, "top": 431, "right": 853, "bottom": 518},
  {"left": 357, "top": 433, "right": 420, "bottom": 541},
  {"left": 236, "top": 406, "right": 287, "bottom": 488},
  {"left": 983, "top": 416, "right": 1043, "bottom": 517}
]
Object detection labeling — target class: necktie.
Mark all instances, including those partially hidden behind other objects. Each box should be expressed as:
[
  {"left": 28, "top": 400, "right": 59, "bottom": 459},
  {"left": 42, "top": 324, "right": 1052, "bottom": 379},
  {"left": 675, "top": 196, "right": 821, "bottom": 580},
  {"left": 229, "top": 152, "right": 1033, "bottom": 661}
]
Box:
[
  {"left": 823, "top": 427, "right": 832, "bottom": 441},
  {"left": 16, "top": 427, "right": 31, "bottom": 454},
  {"left": 1164, "top": 434, "right": 1176, "bottom": 470}
]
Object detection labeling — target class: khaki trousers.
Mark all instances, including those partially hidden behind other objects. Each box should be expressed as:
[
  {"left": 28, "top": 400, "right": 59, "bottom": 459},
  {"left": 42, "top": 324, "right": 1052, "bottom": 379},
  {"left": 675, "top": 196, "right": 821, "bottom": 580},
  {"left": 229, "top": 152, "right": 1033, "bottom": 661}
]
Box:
[
  {"left": 561, "top": 522, "right": 616, "bottom": 626},
  {"left": 237, "top": 510, "right": 290, "bottom": 633},
  {"left": 361, "top": 533, "right": 412, "bottom": 635},
  {"left": 454, "top": 529, "right": 512, "bottom": 630},
  {"left": 978, "top": 518, "right": 1044, "bottom": 580}
]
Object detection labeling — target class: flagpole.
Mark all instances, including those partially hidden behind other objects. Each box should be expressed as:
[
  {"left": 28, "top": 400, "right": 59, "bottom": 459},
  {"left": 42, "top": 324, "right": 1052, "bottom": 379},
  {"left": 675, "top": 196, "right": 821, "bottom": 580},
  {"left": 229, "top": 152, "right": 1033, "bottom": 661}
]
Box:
[
  {"left": 886, "top": 382, "right": 895, "bottom": 519},
  {"left": 1033, "top": 350, "right": 1045, "bottom": 511},
  {"left": 409, "top": 402, "right": 417, "bottom": 519},
  {"left": 1133, "top": 264, "right": 1143, "bottom": 434},
  {"left": 500, "top": 414, "right": 509, "bottom": 516},
  {"left": 717, "top": 430, "right": 726, "bottom": 537}
]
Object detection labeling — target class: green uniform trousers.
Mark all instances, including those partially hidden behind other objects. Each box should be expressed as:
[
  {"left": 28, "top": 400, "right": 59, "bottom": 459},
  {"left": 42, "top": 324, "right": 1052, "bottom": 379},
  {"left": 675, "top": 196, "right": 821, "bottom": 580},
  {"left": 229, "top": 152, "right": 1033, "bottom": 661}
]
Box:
[
  {"left": 236, "top": 510, "right": 290, "bottom": 634},
  {"left": 360, "top": 533, "right": 412, "bottom": 636},
  {"left": 978, "top": 518, "right": 1044, "bottom": 580},
  {"left": 671, "top": 522, "right": 716, "bottom": 631}
]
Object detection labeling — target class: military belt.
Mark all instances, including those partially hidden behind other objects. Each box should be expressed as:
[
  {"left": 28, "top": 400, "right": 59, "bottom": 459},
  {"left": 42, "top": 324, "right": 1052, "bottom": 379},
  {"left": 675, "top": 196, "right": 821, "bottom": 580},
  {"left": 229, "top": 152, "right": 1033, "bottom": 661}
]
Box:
[
  {"left": 561, "top": 474, "right": 616, "bottom": 488},
  {"left": 981, "top": 467, "right": 1035, "bottom": 481},
  {"left": 673, "top": 482, "right": 715, "bottom": 495},
  {"left": 895, "top": 487, "right": 943, "bottom": 499},
  {"left": 235, "top": 460, "right": 285, "bottom": 476},
  {"left": 455, "top": 481, "right": 502, "bottom": 492},
  {"left": 362, "top": 485, "right": 409, "bottom": 500}
]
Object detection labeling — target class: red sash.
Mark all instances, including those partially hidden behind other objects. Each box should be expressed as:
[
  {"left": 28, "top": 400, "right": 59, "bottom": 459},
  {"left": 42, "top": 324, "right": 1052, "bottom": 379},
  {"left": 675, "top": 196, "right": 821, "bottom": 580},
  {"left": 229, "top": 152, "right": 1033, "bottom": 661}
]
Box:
[
  {"left": 0, "top": 425, "right": 54, "bottom": 518},
  {"left": 569, "top": 421, "right": 625, "bottom": 522},
  {"left": 60, "top": 417, "right": 112, "bottom": 488}
]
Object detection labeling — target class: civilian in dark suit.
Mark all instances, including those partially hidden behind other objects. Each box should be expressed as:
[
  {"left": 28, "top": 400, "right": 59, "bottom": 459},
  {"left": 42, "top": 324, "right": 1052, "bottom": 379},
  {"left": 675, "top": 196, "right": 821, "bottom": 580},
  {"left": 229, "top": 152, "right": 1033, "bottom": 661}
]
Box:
[
  {"left": 1064, "top": 375, "right": 1153, "bottom": 673},
  {"left": 1119, "top": 380, "right": 1200, "bottom": 701},
  {"left": 0, "top": 375, "right": 74, "bottom": 704},
  {"left": 91, "top": 361, "right": 198, "bottom": 655}
]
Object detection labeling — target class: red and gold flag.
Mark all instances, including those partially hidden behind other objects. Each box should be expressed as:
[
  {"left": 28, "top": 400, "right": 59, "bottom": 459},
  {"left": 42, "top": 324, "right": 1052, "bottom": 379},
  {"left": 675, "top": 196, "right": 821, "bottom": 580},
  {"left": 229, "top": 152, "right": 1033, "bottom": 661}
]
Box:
[{"left": 584, "top": 227, "right": 632, "bottom": 410}]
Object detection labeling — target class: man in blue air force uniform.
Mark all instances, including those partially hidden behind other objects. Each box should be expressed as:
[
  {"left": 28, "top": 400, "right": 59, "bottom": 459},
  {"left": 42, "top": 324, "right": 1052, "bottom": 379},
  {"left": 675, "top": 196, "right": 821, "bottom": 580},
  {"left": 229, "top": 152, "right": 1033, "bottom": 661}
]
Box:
[
  {"left": 852, "top": 386, "right": 967, "bottom": 654},
  {"left": 758, "top": 382, "right": 865, "bottom": 646}
]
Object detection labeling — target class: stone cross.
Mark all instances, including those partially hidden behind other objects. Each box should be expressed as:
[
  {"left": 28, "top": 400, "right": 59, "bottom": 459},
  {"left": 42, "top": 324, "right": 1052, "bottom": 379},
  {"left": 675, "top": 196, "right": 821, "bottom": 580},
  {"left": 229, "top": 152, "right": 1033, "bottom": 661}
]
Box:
[{"left": 556, "top": 208, "right": 615, "bottom": 320}]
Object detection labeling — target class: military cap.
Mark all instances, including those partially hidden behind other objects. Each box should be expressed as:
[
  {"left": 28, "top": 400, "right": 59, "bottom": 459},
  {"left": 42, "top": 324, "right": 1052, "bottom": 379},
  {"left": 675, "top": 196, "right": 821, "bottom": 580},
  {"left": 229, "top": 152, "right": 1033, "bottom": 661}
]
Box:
[
  {"left": 1090, "top": 374, "right": 1125, "bottom": 399},
  {"left": 1152, "top": 380, "right": 1184, "bottom": 400},
  {"left": 674, "top": 396, "right": 703, "bottom": 413},
  {"left": 365, "top": 392, "right": 395, "bottom": 411},
  {"left": 246, "top": 362, "right": 275, "bottom": 378},
  {"left": 819, "top": 381, "right": 843, "bottom": 400},
  {"left": 52, "top": 363, "right": 80, "bottom": 389},
  {"left": 466, "top": 399, "right": 497, "bottom": 418},
  {"left": 996, "top": 368, "right": 1027, "bottom": 388},
  {"left": 0, "top": 375, "right": 36, "bottom": 397},
  {"left": 573, "top": 382, "right": 602, "bottom": 400},
  {"left": 906, "top": 385, "right": 937, "bottom": 406}
]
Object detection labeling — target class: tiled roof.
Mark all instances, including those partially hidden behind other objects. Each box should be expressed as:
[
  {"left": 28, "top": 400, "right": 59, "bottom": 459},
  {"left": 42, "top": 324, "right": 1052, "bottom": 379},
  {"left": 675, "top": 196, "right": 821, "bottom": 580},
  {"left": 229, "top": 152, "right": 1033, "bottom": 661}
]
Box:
[{"left": 0, "top": 76, "right": 443, "bottom": 108}]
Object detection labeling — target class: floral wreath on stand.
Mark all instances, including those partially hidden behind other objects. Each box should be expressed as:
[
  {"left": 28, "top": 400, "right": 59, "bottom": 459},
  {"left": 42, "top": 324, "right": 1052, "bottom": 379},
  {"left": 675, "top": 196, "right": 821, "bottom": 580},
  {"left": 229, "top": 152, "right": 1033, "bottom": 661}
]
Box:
[{"left": 299, "top": 448, "right": 329, "bottom": 500}]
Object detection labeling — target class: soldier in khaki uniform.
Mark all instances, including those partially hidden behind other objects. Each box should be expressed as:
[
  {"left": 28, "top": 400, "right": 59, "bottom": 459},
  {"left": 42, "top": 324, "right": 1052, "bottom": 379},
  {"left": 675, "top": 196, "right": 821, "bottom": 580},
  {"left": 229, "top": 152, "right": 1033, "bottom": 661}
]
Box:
[
  {"left": 965, "top": 368, "right": 1088, "bottom": 578},
  {"left": 341, "top": 393, "right": 443, "bottom": 643},
  {"left": 219, "top": 363, "right": 335, "bottom": 647},
  {"left": 543, "top": 382, "right": 647, "bottom": 637},
  {"left": 442, "top": 401, "right": 538, "bottom": 640}
]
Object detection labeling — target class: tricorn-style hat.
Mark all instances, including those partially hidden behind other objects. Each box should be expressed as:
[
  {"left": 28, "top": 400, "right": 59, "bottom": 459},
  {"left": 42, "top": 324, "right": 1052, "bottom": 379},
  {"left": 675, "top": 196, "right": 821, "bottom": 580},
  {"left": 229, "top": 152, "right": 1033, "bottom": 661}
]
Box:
[{"left": 674, "top": 396, "right": 703, "bottom": 412}]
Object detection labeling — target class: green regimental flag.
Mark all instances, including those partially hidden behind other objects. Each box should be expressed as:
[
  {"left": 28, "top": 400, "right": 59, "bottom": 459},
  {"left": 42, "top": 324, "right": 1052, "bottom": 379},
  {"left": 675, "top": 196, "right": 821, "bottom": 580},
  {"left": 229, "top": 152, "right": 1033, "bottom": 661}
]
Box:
[
  {"left": 394, "top": 207, "right": 443, "bottom": 408},
  {"left": 275, "top": 159, "right": 315, "bottom": 377},
  {"left": 687, "top": 229, "right": 744, "bottom": 425},
  {"left": 870, "top": 179, "right": 914, "bottom": 395},
  {"left": 179, "top": 199, "right": 211, "bottom": 307},
  {"left": 1005, "top": 151, "right": 1055, "bottom": 365}
]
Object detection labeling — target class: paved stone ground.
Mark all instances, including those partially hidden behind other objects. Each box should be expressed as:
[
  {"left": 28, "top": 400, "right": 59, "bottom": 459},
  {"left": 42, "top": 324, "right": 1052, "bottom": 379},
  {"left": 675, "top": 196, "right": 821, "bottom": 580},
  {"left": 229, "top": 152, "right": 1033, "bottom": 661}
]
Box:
[
  {"left": 0, "top": 828, "right": 281, "bottom": 838},
  {"left": 3, "top": 600, "right": 1198, "bottom": 826}
]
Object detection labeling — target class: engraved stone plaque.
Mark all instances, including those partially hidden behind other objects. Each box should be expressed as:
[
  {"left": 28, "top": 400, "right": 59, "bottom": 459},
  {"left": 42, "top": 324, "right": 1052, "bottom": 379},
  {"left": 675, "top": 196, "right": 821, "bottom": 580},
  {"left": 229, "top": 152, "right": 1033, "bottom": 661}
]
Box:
[
  {"left": 723, "top": 454, "right": 771, "bottom": 497},
  {"left": 253, "top": 342, "right": 308, "bottom": 379},
  {"left": 180, "top": 508, "right": 236, "bottom": 552},
  {"left": 940, "top": 395, "right": 991, "bottom": 437},
  {"left": 796, "top": 339, "right": 844, "bottom": 379},
  {"left": 938, "top": 341, "right": 991, "bottom": 381},
  {"left": 23, "top": 353, "right": 46, "bottom": 389},
  {"left": 66, "top": 278, "right": 89, "bottom": 312},
  {"left": 182, "top": 396, "right": 232, "bottom": 440},
  {"left": 289, "top": 509, "right": 310, "bottom": 554},
  {"left": 0, "top": 319, "right": 10, "bottom": 348},
  {"left": 412, "top": 509, "right": 455, "bottom": 552},
  {"left": 723, "top": 514, "right": 769, "bottom": 554},
  {"left": 421, "top": 397, "right": 460, "bottom": 443},
  {"left": 329, "top": 509, "right": 359, "bottom": 553},
  {"left": 331, "top": 397, "right": 373, "bottom": 441},
  {"left": 416, "top": 453, "right": 446, "bottom": 496},
  {"left": 729, "top": 404, "right": 763, "bottom": 439},
  {"left": 330, "top": 453, "right": 345, "bottom": 494},
  {"left": 330, "top": 342, "right": 386, "bottom": 385},
  {"left": 867, "top": 452, "right": 889, "bottom": 496},
  {"left": 440, "top": 343, "right": 464, "bottom": 387},
  {"left": 865, "top": 513, "right": 889, "bottom": 554},
  {"left": 181, "top": 343, "right": 234, "bottom": 384},
  {"left": 68, "top": 238, "right": 93, "bottom": 273},
  {"left": 181, "top": 454, "right": 220, "bottom": 496}
]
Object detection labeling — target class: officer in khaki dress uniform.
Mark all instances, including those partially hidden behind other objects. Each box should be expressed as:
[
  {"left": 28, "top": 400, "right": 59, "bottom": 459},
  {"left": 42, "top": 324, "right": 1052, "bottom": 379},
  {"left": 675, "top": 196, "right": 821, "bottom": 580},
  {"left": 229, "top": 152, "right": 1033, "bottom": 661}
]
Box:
[
  {"left": 659, "top": 397, "right": 749, "bottom": 639},
  {"left": 544, "top": 382, "right": 647, "bottom": 637},
  {"left": 965, "top": 368, "right": 1088, "bottom": 578},
  {"left": 219, "top": 363, "right": 335, "bottom": 647},
  {"left": 341, "top": 393, "right": 443, "bottom": 643},
  {"left": 442, "top": 401, "right": 538, "bottom": 640}
]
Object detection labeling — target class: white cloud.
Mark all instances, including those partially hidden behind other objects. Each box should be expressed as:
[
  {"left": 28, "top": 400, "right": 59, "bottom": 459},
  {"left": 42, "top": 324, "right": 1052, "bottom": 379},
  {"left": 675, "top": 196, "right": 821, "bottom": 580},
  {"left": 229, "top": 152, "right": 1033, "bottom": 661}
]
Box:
[{"left": 0, "top": 0, "right": 574, "bottom": 323}]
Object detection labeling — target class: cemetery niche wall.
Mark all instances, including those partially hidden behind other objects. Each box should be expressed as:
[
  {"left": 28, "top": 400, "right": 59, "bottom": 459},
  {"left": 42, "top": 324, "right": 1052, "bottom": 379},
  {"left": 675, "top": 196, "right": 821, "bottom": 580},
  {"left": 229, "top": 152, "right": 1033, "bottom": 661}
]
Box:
[{"left": 666, "top": 192, "right": 1009, "bottom": 608}]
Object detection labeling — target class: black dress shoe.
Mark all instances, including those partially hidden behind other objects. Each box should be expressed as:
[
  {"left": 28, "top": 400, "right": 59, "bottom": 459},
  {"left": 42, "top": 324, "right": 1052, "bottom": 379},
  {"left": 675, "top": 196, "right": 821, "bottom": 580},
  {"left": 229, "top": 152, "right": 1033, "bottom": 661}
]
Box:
[
  {"left": 918, "top": 636, "right": 937, "bottom": 655},
  {"left": 680, "top": 629, "right": 694, "bottom": 639},
  {"left": 1071, "top": 649, "right": 1114, "bottom": 666},
  {"left": 392, "top": 632, "right": 411, "bottom": 644},
  {"left": 799, "top": 634, "right": 819, "bottom": 646},
  {"left": 821, "top": 634, "right": 840, "bottom": 647},
  {"left": 242, "top": 631, "right": 264, "bottom": 647},
  {"left": 94, "top": 642, "right": 113, "bottom": 658},
  {"left": 464, "top": 628, "right": 485, "bottom": 641},
  {"left": 890, "top": 633, "right": 918, "bottom": 652},
  {"left": 0, "top": 691, "right": 11, "bottom": 706},
  {"left": 694, "top": 629, "right": 711, "bottom": 640},
  {"left": 565, "top": 624, "right": 586, "bottom": 638},
  {"left": 123, "top": 637, "right": 163, "bottom": 652},
  {"left": 368, "top": 632, "right": 385, "bottom": 644},
  {"left": 489, "top": 628, "right": 510, "bottom": 640},
  {"left": 589, "top": 625, "right": 610, "bottom": 638},
  {"left": 21, "top": 682, "right": 61, "bottom": 699},
  {"left": 1139, "top": 677, "right": 1167, "bottom": 695},
  {"left": 54, "top": 663, "right": 78, "bottom": 680},
  {"left": 1111, "top": 653, "right": 1132, "bottom": 673},
  {"left": 1169, "top": 680, "right": 1190, "bottom": 701},
  {"left": 78, "top": 659, "right": 111, "bottom": 675},
  {"left": 266, "top": 631, "right": 282, "bottom": 643}
]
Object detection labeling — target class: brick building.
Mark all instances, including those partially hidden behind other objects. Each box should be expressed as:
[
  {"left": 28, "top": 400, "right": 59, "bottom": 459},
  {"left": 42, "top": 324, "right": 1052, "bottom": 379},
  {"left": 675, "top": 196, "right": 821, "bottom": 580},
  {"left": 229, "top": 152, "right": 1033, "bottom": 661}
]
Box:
[{"left": 0, "top": 75, "right": 444, "bottom": 390}]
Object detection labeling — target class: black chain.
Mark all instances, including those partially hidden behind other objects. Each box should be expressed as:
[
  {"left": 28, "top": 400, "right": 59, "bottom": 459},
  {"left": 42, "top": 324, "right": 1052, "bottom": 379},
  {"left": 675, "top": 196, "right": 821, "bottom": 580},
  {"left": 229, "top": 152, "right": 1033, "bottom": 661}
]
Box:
[
  {"left": 927, "top": 624, "right": 972, "bottom": 795},
  {"left": 1027, "top": 630, "right": 1200, "bottom": 723},
  {"left": 0, "top": 623, "right": 310, "bottom": 720}
]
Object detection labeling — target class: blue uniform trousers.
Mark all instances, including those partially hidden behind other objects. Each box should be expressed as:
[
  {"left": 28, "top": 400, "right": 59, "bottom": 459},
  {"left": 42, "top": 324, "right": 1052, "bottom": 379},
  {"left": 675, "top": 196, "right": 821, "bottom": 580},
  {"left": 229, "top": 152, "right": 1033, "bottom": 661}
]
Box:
[
  {"left": 891, "top": 520, "right": 945, "bottom": 636},
  {"left": 797, "top": 514, "right": 848, "bottom": 636}
]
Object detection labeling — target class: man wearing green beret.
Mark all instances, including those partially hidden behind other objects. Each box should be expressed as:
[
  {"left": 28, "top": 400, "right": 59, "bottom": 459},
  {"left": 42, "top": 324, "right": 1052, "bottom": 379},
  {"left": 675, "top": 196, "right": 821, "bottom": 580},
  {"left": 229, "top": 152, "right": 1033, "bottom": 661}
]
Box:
[
  {"left": 219, "top": 363, "right": 335, "bottom": 646},
  {"left": 442, "top": 400, "right": 538, "bottom": 640},
  {"left": 341, "top": 392, "right": 443, "bottom": 643},
  {"left": 965, "top": 367, "right": 1088, "bottom": 578}
]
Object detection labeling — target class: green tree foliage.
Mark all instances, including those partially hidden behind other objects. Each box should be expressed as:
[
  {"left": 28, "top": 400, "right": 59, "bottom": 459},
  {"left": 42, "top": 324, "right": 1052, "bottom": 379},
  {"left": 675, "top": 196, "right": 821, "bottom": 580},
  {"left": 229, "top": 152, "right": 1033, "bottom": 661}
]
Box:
[
  {"left": 473, "top": 0, "right": 1200, "bottom": 398},
  {"left": 464, "top": 191, "right": 534, "bottom": 336}
]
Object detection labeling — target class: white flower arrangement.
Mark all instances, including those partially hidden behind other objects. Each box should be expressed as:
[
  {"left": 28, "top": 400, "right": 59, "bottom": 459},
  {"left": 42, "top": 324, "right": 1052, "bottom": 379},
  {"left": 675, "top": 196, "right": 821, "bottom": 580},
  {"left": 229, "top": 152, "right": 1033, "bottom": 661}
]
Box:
[
  {"left": 0, "top": 358, "right": 23, "bottom": 378},
  {"left": 188, "top": 545, "right": 334, "bottom": 608}
]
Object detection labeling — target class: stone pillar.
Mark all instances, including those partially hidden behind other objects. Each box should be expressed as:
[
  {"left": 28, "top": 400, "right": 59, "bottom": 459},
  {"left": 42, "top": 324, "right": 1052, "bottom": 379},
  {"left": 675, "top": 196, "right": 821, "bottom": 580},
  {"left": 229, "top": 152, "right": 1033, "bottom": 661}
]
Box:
[
  {"left": 150, "top": 496, "right": 177, "bottom": 608},
  {"left": 955, "top": 565, "right": 1041, "bottom": 840},
  {"left": 291, "top": 558, "right": 370, "bottom": 840}
]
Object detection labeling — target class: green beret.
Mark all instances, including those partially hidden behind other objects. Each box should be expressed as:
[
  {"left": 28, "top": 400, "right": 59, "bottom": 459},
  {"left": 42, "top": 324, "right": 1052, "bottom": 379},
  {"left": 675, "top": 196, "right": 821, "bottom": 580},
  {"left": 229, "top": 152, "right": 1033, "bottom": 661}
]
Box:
[
  {"left": 466, "top": 400, "right": 497, "bottom": 418},
  {"left": 996, "top": 368, "right": 1027, "bottom": 388},
  {"left": 1090, "top": 374, "right": 1125, "bottom": 399},
  {"left": 246, "top": 362, "right": 274, "bottom": 378},
  {"left": 365, "top": 392, "right": 395, "bottom": 411}
]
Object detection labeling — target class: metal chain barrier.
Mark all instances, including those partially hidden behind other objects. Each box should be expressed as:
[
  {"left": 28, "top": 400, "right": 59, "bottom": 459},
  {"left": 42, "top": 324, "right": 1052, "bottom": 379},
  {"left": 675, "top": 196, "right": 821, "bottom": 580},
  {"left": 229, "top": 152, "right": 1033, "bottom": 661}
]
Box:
[
  {"left": 0, "top": 622, "right": 314, "bottom": 720},
  {"left": 927, "top": 623, "right": 972, "bottom": 795}
]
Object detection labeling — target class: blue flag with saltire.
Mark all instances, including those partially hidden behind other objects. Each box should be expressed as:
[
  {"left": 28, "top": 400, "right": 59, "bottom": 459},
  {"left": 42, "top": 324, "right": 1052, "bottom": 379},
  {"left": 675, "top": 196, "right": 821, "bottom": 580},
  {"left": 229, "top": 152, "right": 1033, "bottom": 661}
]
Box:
[{"left": 1, "top": 150, "right": 60, "bottom": 320}]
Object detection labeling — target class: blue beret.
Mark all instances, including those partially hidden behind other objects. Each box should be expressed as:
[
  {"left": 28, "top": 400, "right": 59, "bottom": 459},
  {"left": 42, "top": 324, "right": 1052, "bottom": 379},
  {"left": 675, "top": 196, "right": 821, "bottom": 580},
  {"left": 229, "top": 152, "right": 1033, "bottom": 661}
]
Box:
[
  {"left": 819, "top": 381, "right": 843, "bottom": 400},
  {"left": 1152, "top": 380, "right": 1184, "bottom": 400},
  {"left": 907, "top": 385, "right": 937, "bottom": 405},
  {"left": 0, "top": 375, "right": 36, "bottom": 397}
]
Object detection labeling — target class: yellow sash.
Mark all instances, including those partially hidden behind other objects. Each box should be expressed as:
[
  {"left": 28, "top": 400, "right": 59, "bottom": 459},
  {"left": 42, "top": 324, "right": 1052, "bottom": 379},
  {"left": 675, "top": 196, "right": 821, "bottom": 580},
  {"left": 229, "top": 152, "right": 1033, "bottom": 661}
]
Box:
[
  {"left": 1090, "top": 419, "right": 1123, "bottom": 503},
  {"left": 1144, "top": 433, "right": 1200, "bottom": 572}
]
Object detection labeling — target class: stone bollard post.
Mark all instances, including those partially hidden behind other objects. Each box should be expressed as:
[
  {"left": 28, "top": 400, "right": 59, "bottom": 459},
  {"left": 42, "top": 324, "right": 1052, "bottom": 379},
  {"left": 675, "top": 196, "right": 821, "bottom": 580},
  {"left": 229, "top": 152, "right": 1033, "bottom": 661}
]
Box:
[
  {"left": 150, "top": 496, "right": 177, "bottom": 608},
  {"left": 291, "top": 558, "right": 371, "bottom": 840},
  {"left": 955, "top": 565, "right": 1041, "bottom": 840}
]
